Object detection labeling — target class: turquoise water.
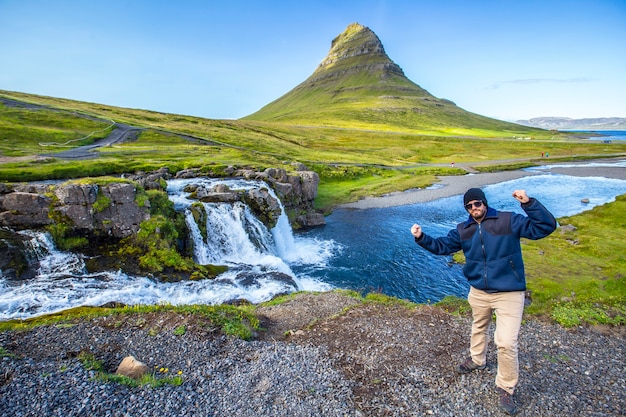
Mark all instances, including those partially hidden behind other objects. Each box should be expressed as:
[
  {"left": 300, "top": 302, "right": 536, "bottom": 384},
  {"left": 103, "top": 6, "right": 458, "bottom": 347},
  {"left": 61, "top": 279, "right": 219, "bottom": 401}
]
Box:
[{"left": 565, "top": 130, "right": 626, "bottom": 141}]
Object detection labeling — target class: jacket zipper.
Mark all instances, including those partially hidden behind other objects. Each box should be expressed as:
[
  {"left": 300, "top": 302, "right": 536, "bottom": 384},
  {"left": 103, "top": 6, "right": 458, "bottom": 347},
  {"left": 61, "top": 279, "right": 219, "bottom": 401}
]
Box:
[{"left": 478, "top": 223, "right": 488, "bottom": 288}]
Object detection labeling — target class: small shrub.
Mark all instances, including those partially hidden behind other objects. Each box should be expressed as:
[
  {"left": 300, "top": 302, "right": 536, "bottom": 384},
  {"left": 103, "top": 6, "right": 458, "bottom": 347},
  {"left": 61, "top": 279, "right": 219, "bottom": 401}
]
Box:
[
  {"left": 435, "top": 296, "right": 472, "bottom": 316},
  {"left": 78, "top": 352, "right": 105, "bottom": 372},
  {"left": 0, "top": 346, "right": 18, "bottom": 359}
]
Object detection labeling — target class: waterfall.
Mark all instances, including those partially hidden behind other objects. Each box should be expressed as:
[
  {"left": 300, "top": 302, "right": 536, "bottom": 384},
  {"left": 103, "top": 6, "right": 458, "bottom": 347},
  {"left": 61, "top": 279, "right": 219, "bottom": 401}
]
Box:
[
  {"left": 19, "top": 230, "right": 86, "bottom": 277},
  {"left": 0, "top": 178, "right": 336, "bottom": 320},
  {"left": 170, "top": 178, "right": 306, "bottom": 279},
  {"left": 272, "top": 205, "right": 297, "bottom": 261}
]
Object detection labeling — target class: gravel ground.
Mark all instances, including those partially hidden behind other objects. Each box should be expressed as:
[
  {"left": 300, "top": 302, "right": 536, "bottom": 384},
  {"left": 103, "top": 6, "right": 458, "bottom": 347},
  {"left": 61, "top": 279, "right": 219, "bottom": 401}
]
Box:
[{"left": 1, "top": 292, "right": 624, "bottom": 416}]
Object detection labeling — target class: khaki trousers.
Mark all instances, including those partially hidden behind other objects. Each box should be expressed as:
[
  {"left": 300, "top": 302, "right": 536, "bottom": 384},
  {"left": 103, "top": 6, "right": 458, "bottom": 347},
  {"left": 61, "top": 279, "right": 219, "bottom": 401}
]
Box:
[{"left": 467, "top": 286, "right": 525, "bottom": 394}]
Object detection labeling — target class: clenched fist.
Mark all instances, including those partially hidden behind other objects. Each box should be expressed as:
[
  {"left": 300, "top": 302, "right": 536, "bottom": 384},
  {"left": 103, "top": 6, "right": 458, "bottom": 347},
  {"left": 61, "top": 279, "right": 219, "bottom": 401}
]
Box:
[
  {"left": 512, "top": 190, "right": 530, "bottom": 204},
  {"left": 411, "top": 224, "right": 422, "bottom": 239}
]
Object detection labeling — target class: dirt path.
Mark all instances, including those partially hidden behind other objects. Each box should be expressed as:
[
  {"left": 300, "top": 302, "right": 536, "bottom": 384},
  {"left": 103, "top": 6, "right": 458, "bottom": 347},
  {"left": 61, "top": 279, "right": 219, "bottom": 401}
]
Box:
[{"left": 48, "top": 123, "right": 144, "bottom": 159}]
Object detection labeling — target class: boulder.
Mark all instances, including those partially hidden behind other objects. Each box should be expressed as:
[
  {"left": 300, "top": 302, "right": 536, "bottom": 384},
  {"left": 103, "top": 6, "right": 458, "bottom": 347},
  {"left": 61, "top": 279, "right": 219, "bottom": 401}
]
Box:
[
  {"left": 54, "top": 184, "right": 98, "bottom": 230},
  {"left": 296, "top": 212, "right": 326, "bottom": 228},
  {"left": 0, "top": 228, "right": 38, "bottom": 280},
  {"left": 294, "top": 171, "right": 320, "bottom": 202},
  {"left": 116, "top": 355, "right": 149, "bottom": 379},
  {"left": 0, "top": 192, "right": 52, "bottom": 228},
  {"left": 264, "top": 168, "right": 289, "bottom": 183},
  {"left": 244, "top": 188, "right": 282, "bottom": 229},
  {"left": 94, "top": 183, "right": 150, "bottom": 238},
  {"left": 46, "top": 182, "right": 150, "bottom": 238},
  {"left": 126, "top": 167, "right": 171, "bottom": 190},
  {"left": 193, "top": 184, "right": 243, "bottom": 203},
  {"left": 54, "top": 184, "right": 97, "bottom": 205},
  {"left": 0, "top": 183, "right": 13, "bottom": 195},
  {"left": 198, "top": 192, "right": 242, "bottom": 203},
  {"left": 291, "top": 162, "right": 309, "bottom": 171},
  {"left": 560, "top": 224, "right": 577, "bottom": 233}
]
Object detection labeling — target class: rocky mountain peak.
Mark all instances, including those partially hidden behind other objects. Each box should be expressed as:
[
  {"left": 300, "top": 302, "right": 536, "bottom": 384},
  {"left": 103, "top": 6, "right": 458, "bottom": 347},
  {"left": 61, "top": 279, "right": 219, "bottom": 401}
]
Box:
[
  {"left": 308, "top": 22, "right": 405, "bottom": 83},
  {"left": 316, "top": 23, "right": 389, "bottom": 70}
]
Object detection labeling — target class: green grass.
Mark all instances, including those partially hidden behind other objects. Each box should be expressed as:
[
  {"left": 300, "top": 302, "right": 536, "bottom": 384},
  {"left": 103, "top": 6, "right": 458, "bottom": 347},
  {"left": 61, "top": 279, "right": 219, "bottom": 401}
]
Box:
[
  {"left": 521, "top": 194, "right": 626, "bottom": 326},
  {"left": 95, "top": 372, "right": 184, "bottom": 388},
  {"left": 313, "top": 165, "right": 460, "bottom": 211},
  {"left": 2, "top": 90, "right": 625, "bottom": 203},
  {"left": 0, "top": 101, "right": 113, "bottom": 156},
  {"left": 0, "top": 303, "right": 260, "bottom": 340}
]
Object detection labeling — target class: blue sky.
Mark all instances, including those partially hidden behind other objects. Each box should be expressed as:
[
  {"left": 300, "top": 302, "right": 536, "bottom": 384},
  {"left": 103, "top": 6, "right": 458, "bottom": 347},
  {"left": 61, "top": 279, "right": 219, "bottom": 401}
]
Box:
[{"left": 1, "top": 0, "right": 624, "bottom": 121}]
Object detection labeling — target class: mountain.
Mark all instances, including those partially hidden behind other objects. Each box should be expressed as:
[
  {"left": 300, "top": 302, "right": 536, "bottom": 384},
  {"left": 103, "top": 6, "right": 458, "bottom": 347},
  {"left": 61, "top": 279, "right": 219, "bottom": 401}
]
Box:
[
  {"left": 515, "top": 117, "right": 626, "bottom": 131},
  {"left": 244, "top": 23, "right": 534, "bottom": 134}
]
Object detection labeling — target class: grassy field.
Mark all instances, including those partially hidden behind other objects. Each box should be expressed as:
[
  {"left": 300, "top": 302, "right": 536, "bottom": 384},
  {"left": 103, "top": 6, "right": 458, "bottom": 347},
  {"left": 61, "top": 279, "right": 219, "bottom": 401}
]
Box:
[
  {"left": 0, "top": 101, "right": 113, "bottom": 157},
  {"left": 2, "top": 90, "right": 625, "bottom": 211}
]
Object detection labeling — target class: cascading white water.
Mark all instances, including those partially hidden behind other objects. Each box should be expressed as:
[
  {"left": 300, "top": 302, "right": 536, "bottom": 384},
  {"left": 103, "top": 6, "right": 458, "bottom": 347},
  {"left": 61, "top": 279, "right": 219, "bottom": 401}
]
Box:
[
  {"left": 189, "top": 202, "right": 276, "bottom": 265},
  {"left": 0, "top": 178, "right": 336, "bottom": 320},
  {"left": 20, "top": 230, "right": 86, "bottom": 277},
  {"left": 169, "top": 177, "right": 313, "bottom": 268}
]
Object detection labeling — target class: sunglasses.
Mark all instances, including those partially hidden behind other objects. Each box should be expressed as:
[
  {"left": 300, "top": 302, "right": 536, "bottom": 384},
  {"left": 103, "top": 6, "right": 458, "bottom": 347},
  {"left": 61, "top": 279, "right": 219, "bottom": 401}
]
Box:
[{"left": 465, "top": 201, "right": 484, "bottom": 211}]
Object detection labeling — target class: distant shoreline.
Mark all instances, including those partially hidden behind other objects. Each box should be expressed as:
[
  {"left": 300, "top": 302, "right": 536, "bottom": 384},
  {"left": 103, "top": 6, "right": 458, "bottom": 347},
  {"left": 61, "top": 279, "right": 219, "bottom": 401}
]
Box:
[{"left": 338, "top": 158, "right": 626, "bottom": 210}]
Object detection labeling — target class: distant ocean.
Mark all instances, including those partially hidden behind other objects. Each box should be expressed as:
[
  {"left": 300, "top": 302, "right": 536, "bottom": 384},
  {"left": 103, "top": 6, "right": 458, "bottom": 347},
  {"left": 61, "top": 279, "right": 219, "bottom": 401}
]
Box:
[{"left": 563, "top": 130, "right": 626, "bottom": 141}]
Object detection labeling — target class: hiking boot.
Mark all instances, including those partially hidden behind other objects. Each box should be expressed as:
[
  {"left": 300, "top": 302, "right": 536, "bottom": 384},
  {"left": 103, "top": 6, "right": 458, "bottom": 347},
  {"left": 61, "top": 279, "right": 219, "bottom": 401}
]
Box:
[
  {"left": 456, "top": 357, "right": 486, "bottom": 374},
  {"left": 498, "top": 388, "right": 517, "bottom": 415}
]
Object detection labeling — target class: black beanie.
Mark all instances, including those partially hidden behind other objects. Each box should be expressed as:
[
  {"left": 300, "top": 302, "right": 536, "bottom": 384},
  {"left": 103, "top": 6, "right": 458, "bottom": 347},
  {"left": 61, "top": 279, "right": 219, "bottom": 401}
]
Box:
[{"left": 463, "top": 188, "right": 487, "bottom": 206}]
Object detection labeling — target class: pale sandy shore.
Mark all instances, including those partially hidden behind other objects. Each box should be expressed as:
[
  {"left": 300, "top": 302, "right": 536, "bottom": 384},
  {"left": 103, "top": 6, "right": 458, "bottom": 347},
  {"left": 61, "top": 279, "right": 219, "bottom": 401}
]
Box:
[{"left": 339, "top": 158, "right": 626, "bottom": 210}]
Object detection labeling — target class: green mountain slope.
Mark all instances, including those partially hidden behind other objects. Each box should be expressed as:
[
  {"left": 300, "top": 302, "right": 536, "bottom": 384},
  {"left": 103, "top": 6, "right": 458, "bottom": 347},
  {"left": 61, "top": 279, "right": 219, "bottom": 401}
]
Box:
[{"left": 244, "top": 23, "right": 535, "bottom": 135}]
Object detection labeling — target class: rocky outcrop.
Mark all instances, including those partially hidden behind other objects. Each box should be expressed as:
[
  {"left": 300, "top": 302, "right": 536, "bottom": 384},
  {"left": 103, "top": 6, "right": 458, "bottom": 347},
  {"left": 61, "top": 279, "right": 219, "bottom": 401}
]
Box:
[
  {"left": 234, "top": 165, "right": 325, "bottom": 228},
  {"left": 0, "top": 181, "right": 150, "bottom": 239},
  {"left": 169, "top": 164, "right": 325, "bottom": 229},
  {"left": 0, "top": 165, "right": 324, "bottom": 235},
  {"left": 0, "top": 191, "right": 52, "bottom": 228},
  {"left": 243, "top": 188, "right": 283, "bottom": 229},
  {"left": 91, "top": 183, "right": 151, "bottom": 238},
  {"left": 0, "top": 227, "right": 38, "bottom": 280},
  {"left": 125, "top": 167, "right": 172, "bottom": 190}
]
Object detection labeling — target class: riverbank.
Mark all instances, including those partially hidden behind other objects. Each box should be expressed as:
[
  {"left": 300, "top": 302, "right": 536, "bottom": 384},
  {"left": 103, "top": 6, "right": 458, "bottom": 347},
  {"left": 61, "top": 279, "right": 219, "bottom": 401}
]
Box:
[
  {"left": 1, "top": 291, "right": 623, "bottom": 416},
  {"left": 339, "top": 158, "right": 626, "bottom": 209}
]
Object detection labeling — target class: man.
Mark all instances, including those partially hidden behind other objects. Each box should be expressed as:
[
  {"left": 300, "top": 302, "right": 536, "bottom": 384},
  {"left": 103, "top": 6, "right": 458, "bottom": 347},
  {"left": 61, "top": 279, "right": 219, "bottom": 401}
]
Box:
[{"left": 410, "top": 187, "right": 556, "bottom": 415}]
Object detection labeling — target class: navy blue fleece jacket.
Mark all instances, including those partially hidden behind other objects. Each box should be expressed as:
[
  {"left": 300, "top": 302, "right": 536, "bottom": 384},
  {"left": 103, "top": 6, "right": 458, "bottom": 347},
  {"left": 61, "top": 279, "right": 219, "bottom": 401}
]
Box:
[{"left": 416, "top": 198, "right": 557, "bottom": 292}]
